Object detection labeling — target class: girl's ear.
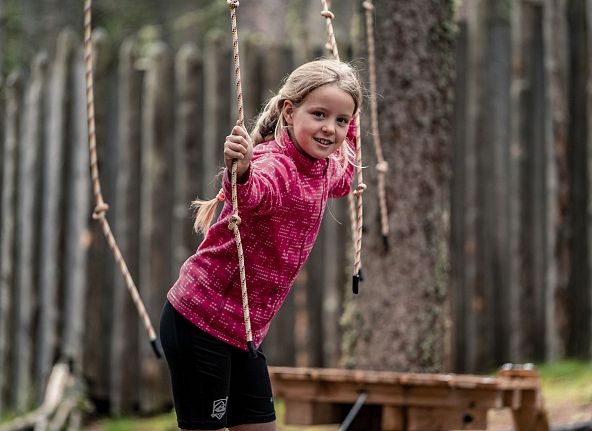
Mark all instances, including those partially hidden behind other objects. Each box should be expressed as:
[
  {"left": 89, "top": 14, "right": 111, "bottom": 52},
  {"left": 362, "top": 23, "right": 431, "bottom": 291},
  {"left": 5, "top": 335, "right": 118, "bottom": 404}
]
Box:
[{"left": 282, "top": 100, "right": 294, "bottom": 126}]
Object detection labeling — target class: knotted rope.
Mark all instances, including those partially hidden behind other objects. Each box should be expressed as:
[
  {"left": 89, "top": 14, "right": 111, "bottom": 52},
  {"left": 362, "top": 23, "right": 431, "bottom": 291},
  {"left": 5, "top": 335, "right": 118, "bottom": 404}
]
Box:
[
  {"left": 83, "top": 0, "right": 160, "bottom": 358},
  {"left": 320, "top": 0, "right": 365, "bottom": 293},
  {"left": 227, "top": 0, "right": 256, "bottom": 358},
  {"left": 363, "top": 0, "right": 389, "bottom": 248}
]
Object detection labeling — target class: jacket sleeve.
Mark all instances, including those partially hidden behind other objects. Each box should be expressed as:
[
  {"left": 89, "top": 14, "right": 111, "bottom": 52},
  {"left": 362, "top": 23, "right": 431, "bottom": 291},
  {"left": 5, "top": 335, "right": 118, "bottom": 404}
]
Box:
[
  {"left": 222, "top": 153, "right": 296, "bottom": 214},
  {"left": 328, "top": 117, "right": 357, "bottom": 198}
]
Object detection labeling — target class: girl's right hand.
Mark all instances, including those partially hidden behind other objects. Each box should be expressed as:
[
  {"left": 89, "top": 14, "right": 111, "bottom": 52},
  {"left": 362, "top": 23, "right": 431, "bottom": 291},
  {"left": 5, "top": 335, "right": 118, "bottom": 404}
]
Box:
[{"left": 224, "top": 121, "right": 253, "bottom": 180}]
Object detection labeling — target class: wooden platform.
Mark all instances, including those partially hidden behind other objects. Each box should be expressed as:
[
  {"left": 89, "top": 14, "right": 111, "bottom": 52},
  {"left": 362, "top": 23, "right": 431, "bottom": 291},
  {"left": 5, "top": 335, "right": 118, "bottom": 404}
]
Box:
[{"left": 269, "top": 365, "right": 550, "bottom": 431}]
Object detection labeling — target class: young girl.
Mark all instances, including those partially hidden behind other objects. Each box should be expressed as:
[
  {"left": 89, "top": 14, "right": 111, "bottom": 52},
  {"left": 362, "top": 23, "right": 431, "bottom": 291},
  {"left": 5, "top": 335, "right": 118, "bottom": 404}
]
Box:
[{"left": 160, "top": 58, "right": 362, "bottom": 431}]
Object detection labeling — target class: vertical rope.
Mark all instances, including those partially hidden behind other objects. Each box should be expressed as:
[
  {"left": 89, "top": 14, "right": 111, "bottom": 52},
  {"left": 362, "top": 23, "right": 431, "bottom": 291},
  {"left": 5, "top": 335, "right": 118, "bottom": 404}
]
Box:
[
  {"left": 83, "top": 0, "right": 161, "bottom": 357},
  {"left": 227, "top": 0, "right": 256, "bottom": 357},
  {"left": 363, "top": 0, "right": 389, "bottom": 248},
  {"left": 320, "top": 0, "right": 365, "bottom": 292}
]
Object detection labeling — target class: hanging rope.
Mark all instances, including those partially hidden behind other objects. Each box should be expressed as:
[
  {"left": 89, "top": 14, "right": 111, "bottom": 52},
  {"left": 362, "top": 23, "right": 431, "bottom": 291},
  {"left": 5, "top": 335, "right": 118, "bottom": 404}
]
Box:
[
  {"left": 363, "top": 0, "right": 389, "bottom": 249},
  {"left": 227, "top": 0, "right": 256, "bottom": 358},
  {"left": 320, "top": 0, "right": 365, "bottom": 293},
  {"left": 83, "top": 0, "right": 161, "bottom": 358}
]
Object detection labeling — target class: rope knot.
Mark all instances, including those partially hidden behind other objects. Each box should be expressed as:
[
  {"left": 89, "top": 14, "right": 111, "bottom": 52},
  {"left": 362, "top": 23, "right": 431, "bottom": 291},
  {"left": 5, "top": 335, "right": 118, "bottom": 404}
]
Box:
[
  {"left": 376, "top": 161, "right": 389, "bottom": 173},
  {"left": 321, "top": 10, "right": 335, "bottom": 20},
  {"left": 228, "top": 214, "right": 242, "bottom": 230},
  {"left": 362, "top": 1, "right": 375, "bottom": 11},
  {"left": 92, "top": 202, "right": 109, "bottom": 220},
  {"left": 227, "top": 0, "right": 239, "bottom": 9},
  {"left": 354, "top": 183, "right": 367, "bottom": 196}
]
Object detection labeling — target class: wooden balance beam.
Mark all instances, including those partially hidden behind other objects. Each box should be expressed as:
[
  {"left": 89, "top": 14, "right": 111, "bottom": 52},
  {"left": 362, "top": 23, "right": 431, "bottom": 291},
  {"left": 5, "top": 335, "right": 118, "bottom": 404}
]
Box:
[{"left": 269, "top": 364, "right": 550, "bottom": 431}]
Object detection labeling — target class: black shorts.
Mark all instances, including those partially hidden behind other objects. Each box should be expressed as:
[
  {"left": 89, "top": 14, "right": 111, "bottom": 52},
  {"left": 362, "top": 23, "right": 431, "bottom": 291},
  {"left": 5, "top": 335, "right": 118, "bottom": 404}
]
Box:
[{"left": 159, "top": 301, "right": 276, "bottom": 430}]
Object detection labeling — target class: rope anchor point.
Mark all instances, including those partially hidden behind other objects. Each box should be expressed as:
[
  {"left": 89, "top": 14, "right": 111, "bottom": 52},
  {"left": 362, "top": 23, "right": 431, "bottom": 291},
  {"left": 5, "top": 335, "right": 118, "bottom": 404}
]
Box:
[{"left": 92, "top": 202, "right": 110, "bottom": 219}]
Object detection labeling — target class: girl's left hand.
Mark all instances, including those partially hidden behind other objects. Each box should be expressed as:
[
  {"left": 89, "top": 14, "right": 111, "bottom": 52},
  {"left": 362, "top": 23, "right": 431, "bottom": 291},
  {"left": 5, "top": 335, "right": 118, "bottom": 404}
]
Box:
[{"left": 224, "top": 121, "right": 253, "bottom": 180}]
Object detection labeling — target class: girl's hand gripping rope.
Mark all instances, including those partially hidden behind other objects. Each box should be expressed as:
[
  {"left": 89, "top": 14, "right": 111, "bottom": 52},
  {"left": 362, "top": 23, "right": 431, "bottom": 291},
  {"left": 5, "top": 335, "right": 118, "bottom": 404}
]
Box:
[{"left": 224, "top": 121, "right": 253, "bottom": 181}]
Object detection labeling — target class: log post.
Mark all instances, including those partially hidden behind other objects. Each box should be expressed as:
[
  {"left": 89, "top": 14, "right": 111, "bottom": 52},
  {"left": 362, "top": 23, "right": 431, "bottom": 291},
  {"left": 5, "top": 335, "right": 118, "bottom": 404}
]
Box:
[{"left": 0, "top": 70, "right": 24, "bottom": 415}]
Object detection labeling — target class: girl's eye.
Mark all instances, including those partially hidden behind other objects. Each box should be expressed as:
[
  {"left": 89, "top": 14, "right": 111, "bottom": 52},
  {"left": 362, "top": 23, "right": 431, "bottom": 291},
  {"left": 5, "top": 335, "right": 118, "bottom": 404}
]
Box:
[
  {"left": 337, "top": 118, "right": 349, "bottom": 125},
  {"left": 312, "top": 111, "right": 325, "bottom": 118}
]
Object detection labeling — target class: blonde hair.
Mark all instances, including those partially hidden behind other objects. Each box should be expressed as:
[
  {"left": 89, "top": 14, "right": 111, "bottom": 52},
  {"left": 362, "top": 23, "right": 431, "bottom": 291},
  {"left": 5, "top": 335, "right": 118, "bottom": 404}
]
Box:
[{"left": 193, "top": 58, "right": 363, "bottom": 234}]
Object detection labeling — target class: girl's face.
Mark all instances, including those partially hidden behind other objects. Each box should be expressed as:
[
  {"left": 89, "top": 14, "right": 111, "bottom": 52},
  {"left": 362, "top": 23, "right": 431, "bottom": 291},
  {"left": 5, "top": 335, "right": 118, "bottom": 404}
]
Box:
[{"left": 283, "top": 84, "right": 355, "bottom": 160}]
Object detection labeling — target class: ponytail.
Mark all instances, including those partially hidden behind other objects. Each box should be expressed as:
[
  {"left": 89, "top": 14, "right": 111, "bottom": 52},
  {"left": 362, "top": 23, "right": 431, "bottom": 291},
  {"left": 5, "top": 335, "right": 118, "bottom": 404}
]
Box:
[
  {"left": 250, "top": 94, "right": 286, "bottom": 146},
  {"left": 191, "top": 189, "right": 225, "bottom": 234}
]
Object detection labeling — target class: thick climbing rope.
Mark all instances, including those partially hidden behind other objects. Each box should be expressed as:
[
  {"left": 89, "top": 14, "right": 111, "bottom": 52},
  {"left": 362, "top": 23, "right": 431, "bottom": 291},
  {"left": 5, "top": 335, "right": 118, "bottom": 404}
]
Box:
[
  {"left": 320, "top": 0, "right": 365, "bottom": 293},
  {"left": 227, "top": 0, "right": 256, "bottom": 357},
  {"left": 83, "top": 0, "right": 160, "bottom": 358},
  {"left": 363, "top": 0, "right": 389, "bottom": 248}
]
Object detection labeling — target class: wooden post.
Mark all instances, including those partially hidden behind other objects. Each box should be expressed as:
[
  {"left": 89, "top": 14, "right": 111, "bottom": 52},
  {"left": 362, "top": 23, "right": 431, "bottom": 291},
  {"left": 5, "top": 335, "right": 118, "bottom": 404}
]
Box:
[
  {"left": 259, "top": 44, "right": 296, "bottom": 367},
  {"left": 36, "top": 28, "right": 76, "bottom": 405},
  {"left": 138, "top": 41, "right": 174, "bottom": 413},
  {"left": 172, "top": 42, "right": 202, "bottom": 275},
  {"left": 201, "top": 31, "right": 230, "bottom": 198},
  {"left": 507, "top": 0, "right": 525, "bottom": 364},
  {"left": 13, "top": 51, "right": 49, "bottom": 413},
  {"left": 109, "top": 37, "right": 142, "bottom": 415},
  {"left": 567, "top": 0, "right": 591, "bottom": 358},
  {"left": 458, "top": 0, "right": 485, "bottom": 373},
  {"left": 587, "top": 0, "right": 592, "bottom": 362},
  {"left": 242, "top": 35, "right": 262, "bottom": 125},
  {"left": 60, "top": 38, "right": 91, "bottom": 375},
  {"left": 450, "top": 1, "right": 469, "bottom": 372},
  {"left": 83, "top": 28, "right": 114, "bottom": 403},
  {"left": 543, "top": 0, "right": 570, "bottom": 361},
  {"left": 0, "top": 70, "right": 23, "bottom": 415},
  {"left": 520, "top": 0, "right": 548, "bottom": 362}
]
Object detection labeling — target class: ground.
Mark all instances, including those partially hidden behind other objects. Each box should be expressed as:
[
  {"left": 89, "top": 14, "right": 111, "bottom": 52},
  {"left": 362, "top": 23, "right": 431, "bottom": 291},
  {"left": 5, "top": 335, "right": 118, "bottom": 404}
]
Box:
[{"left": 21, "top": 361, "right": 592, "bottom": 431}]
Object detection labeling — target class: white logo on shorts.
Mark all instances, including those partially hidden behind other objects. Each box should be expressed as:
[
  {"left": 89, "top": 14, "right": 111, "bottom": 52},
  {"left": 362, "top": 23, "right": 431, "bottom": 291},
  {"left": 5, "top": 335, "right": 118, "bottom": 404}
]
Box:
[{"left": 211, "top": 397, "right": 228, "bottom": 420}]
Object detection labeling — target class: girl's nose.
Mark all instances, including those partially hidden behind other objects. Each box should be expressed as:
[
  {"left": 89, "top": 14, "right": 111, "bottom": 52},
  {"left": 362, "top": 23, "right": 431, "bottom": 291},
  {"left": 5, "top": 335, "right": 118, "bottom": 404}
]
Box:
[{"left": 322, "top": 123, "right": 334, "bottom": 134}]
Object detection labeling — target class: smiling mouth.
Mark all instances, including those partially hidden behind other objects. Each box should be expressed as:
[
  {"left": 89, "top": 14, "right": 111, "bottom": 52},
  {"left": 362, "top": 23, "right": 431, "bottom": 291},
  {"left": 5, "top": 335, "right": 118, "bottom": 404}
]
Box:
[{"left": 314, "top": 137, "right": 333, "bottom": 146}]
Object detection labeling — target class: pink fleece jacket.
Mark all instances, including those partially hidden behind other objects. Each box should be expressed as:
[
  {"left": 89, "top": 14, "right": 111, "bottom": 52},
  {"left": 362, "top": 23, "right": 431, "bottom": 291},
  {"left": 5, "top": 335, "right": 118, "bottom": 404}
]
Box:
[{"left": 167, "top": 125, "right": 356, "bottom": 350}]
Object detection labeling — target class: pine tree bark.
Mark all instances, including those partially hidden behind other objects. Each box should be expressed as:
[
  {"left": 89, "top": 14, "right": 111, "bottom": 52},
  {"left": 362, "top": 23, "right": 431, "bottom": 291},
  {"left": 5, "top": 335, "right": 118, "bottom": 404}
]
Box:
[{"left": 342, "top": 0, "right": 455, "bottom": 372}]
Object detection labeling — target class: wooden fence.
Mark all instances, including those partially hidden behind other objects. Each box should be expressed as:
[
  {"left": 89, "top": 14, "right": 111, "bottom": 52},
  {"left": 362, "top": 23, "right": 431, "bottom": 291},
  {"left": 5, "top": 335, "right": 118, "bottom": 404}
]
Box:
[
  {"left": 0, "top": 29, "right": 351, "bottom": 416},
  {"left": 450, "top": 0, "right": 592, "bottom": 373}
]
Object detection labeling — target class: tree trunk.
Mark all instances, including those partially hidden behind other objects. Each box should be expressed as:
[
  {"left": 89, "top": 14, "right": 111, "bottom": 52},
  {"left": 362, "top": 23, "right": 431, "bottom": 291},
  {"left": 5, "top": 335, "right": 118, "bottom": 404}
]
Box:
[{"left": 343, "top": 0, "right": 455, "bottom": 372}]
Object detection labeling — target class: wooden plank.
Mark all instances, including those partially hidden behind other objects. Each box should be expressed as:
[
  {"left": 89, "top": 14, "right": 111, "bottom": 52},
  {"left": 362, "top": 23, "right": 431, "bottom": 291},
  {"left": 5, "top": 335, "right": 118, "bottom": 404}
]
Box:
[
  {"left": 13, "top": 51, "right": 49, "bottom": 413},
  {"left": 0, "top": 70, "right": 24, "bottom": 415},
  {"left": 512, "top": 407, "right": 550, "bottom": 431},
  {"left": 381, "top": 405, "right": 403, "bottom": 431},
  {"left": 407, "top": 407, "right": 487, "bottom": 431},
  {"left": 270, "top": 366, "right": 541, "bottom": 390},
  {"left": 283, "top": 400, "right": 341, "bottom": 425},
  {"left": 109, "top": 36, "right": 142, "bottom": 415}
]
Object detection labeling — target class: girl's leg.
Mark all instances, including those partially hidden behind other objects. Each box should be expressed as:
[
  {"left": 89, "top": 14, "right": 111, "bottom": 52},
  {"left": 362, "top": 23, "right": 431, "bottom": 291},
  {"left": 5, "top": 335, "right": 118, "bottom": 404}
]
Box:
[
  {"left": 180, "top": 429, "right": 224, "bottom": 431},
  {"left": 160, "top": 301, "right": 232, "bottom": 430},
  {"left": 226, "top": 346, "right": 276, "bottom": 428},
  {"left": 229, "top": 421, "right": 277, "bottom": 431}
]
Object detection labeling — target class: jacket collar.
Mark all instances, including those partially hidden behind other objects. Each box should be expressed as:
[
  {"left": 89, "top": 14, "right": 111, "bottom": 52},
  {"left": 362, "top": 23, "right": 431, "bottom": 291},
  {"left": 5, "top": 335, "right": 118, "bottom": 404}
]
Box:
[{"left": 281, "top": 131, "right": 328, "bottom": 176}]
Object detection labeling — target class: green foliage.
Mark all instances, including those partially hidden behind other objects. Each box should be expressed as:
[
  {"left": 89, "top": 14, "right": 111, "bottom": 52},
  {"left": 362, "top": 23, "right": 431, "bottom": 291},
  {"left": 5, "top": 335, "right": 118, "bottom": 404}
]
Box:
[
  {"left": 538, "top": 360, "right": 592, "bottom": 404},
  {"left": 94, "top": 410, "right": 176, "bottom": 431},
  {"left": 3, "top": 0, "right": 28, "bottom": 73}
]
